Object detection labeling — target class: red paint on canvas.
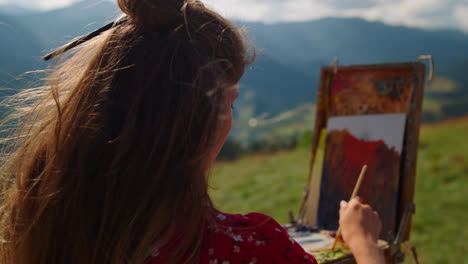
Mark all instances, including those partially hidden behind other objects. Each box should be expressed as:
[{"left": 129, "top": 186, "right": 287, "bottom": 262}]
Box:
[
  {"left": 342, "top": 132, "right": 384, "bottom": 170},
  {"left": 318, "top": 130, "right": 401, "bottom": 239}
]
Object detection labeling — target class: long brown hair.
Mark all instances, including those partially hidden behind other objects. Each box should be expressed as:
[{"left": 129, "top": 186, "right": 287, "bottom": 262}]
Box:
[{"left": 0, "top": 0, "right": 250, "bottom": 263}]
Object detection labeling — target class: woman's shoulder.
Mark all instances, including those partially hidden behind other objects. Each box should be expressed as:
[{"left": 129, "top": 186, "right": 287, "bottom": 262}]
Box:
[
  {"left": 199, "top": 210, "right": 317, "bottom": 264},
  {"left": 209, "top": 210, "right": 294, "bottom": 240}
]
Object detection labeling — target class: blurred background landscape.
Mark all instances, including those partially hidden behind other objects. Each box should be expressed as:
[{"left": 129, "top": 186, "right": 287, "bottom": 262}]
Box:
[{"left": 0, "top": 0, "right": 467, "bottom": 263}]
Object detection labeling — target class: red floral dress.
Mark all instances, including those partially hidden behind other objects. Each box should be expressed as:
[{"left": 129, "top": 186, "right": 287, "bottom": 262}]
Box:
[{"left": 150, "top": 211, "right": 317, "bottom": 264}]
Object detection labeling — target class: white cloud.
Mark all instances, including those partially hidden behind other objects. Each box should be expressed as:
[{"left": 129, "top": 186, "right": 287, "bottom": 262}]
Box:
[
  {"left": 203, "top": 0, "right": 340, "bottom": 23},
  {"left": 35, "top": 0, "right": 77, "bottom": 10},
  {"left": 2, "top": 0, "right": 468, "bottom": 32},
  {"left": 203, "top": 0, "right": 468, "bottom": 31},
  {"left": 348, "top": 0, "right": 464, "bottom": 28},
  {"left": 454, "top": 4, "right": 468, "bottom": 32},
  {"left": 214, "top": 0, "right": 337, "bottom": 23},
  {"left": 0, "top": 0, "right": 79, "bottom": 10}
]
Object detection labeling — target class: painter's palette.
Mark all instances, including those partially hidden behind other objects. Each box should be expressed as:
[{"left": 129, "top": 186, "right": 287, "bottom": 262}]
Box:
[{"left": 327, "top": 65, "right": 415, "bottom": 116}]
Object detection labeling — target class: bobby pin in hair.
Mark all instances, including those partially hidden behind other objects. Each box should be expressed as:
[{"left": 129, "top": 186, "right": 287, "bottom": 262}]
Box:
[{"left": 43, "top": 16, "right": 129, "bottom": 61}]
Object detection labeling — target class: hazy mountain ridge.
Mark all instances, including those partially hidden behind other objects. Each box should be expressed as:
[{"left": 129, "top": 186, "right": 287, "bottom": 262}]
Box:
[
  {"left": 0, "top": 4, "right": 35, "bottom": 15},
  {"left": 1, "top": 0, "right": 467, "bottom": 119},
  {"left": 16, "top": 0, "right": 120, "bottom": 50},
  {"left": 0, "top": 13, "right": 45, "bottom": 88},
  {"left": 243, "top": 18, "right": 468, "bottom": 66}
]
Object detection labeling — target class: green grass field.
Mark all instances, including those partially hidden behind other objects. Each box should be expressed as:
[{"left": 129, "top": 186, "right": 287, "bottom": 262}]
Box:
[{"left": 210, "top": 117, "right": 468, "bottom": 264}]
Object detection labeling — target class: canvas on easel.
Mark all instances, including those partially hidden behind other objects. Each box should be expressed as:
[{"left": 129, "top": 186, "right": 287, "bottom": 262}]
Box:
[
  {"left": 318, "top": 113, "right": 406, "bottom": 240},
  {"left": 293, "top": 60, "right": 427, "bottom": 263}
]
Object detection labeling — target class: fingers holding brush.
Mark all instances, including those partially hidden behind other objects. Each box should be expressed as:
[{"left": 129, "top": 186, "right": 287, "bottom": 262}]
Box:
[
  {"left": 339, "top": 198, "right": 385, "bottom": 264},
  {"left": 339, "top": 198, "right": 382, "bottom": 247}
]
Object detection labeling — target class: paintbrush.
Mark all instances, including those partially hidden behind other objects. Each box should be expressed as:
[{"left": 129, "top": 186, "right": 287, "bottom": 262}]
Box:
[{"left": 331, "top": 164, "right": 368, "bottom": 250}]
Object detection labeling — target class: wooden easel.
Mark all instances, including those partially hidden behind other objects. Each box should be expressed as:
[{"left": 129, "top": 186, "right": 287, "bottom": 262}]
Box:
[{"left": 292, "top": 58, "right": 431, "bottom": 263}]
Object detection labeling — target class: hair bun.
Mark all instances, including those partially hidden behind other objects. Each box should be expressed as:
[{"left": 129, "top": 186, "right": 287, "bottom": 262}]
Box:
[{"left": 118, "top": 0, "right": 186, "bottom": 28}]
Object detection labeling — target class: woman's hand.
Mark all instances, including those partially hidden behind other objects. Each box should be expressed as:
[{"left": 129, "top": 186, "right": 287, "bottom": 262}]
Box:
[{"left": 339, "top": 198, "right": 385, "bottom": 264}]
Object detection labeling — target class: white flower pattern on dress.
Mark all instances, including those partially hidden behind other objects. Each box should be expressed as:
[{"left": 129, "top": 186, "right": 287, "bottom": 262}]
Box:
[
  {"left": 233, "top": 245, "right": 240, "bottom": 253},
  {"left": 148, "top": 211, "right": 317, "bottom": 264},
  {"left": 289, "top": 237, "right": 296, "bottom": 244},
  {"left": 217, "top": 214, "right": 227, "bottom": 221},
  {"left": 232, "top": 234, "right": 243, "bottom": 242}
]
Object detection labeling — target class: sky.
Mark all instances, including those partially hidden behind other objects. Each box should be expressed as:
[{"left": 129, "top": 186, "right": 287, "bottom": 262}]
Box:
[
  {"left": 327, "top": 114, "right": 406, "bottom": 153},
  {"left": 1, "top": 0, "right": 468, "bottom": 32}
]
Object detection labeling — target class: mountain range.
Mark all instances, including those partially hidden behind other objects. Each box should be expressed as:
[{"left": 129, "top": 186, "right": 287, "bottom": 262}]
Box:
[{"left": 1, "top": 0, "right": 467, "bottom": 121}]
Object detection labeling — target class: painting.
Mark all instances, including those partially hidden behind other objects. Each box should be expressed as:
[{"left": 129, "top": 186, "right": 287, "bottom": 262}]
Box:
[{"left": 317, "top": 114, "right": 406, "bottom": 240}]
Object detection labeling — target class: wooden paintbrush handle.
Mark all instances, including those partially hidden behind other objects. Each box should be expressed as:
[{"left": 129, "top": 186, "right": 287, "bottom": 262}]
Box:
[{"left": 332, "top": 165, "right": 368, "bottom": 250}]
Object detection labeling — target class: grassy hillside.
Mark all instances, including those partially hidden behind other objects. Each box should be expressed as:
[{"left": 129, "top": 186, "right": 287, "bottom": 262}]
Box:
[{"left": 210, "top": 117, "right": 468, "bottom": 263}]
